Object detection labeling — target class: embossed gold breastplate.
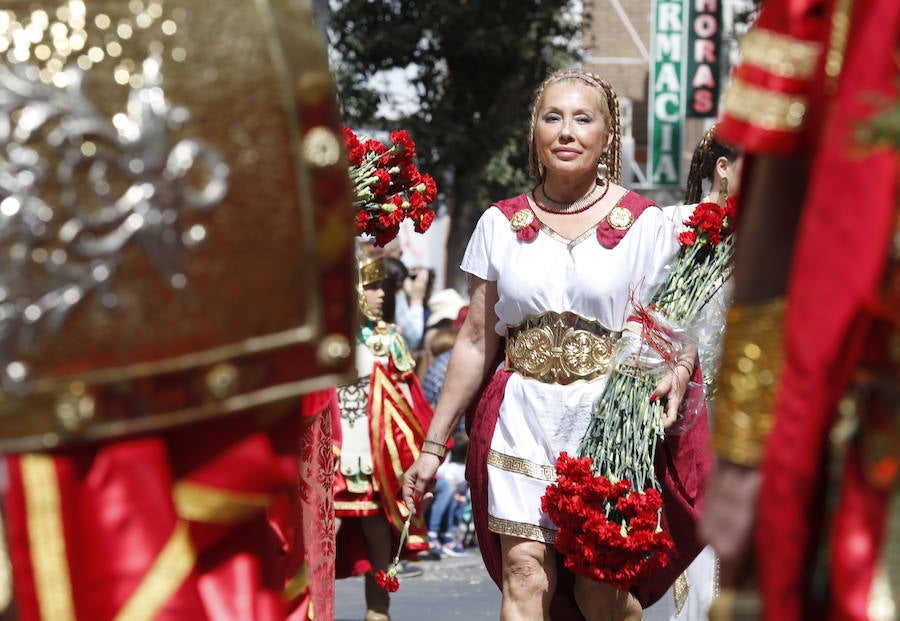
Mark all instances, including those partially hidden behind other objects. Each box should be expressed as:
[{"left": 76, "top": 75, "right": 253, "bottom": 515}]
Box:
[{"left": 504, "top": 311, "right": 619, "bottom": 384}]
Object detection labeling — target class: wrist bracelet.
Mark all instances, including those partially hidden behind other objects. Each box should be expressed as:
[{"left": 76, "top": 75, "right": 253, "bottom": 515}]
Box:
[
  {"left": 420, "top": 440, "right": 447, "bottom": 459},
  {"left": 713, "top": 298, "right": 787, "bottom": 466},
  {"left": 675, "top": 360, "right": 694, "bottom": 375}
]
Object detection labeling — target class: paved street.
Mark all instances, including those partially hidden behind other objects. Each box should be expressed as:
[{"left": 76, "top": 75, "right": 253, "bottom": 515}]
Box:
[{"left": 334, "top": 549, "right": 501, "bottom": 621}]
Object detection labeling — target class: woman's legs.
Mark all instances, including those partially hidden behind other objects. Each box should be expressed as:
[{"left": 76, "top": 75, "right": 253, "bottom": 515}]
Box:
[
  {"left": 499, "top": 535, "right": 557, "bottom": 621},
  {"left": 361, "top": 513, "right": 393, "bottom": 620},
  {"left": 573, "top": 575, "right": 643, "bottom": 621}
]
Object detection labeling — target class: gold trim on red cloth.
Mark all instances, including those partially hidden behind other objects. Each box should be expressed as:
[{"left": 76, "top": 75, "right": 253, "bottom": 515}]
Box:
[
  {"left": 370, "top": 365, "right": 424, "bottom": 531},
  {"left": 723, "top": 81, "right": 808, "bottom": 133},
  {"left": 284, "top": 559, "right": 309, "bottom": 603},
  {"left": 740, "top": 28, "right": 822, "bottom": 79},
  {"left": 334, "top": 500, "right": 380, "bottom": 511},
  {"left": 173, "top": 481, "right": 271, "bottom": 524},
  {"left": 113, "top": 520, "right": 195, "bottom": 621},
  {"left": 21, "top": 453, "right": 76, "bottom": 621},
  {"left": 825, "top": 0, "right": 854, "bottom": 86}
]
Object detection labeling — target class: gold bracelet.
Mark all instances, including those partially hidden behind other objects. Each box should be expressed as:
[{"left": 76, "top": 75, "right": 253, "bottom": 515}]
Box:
[
  {"left": 420, "top": 440, "right": 447, "bottom": 459},
  {"left": 675, "top": 360, "right": 695, "bottom": 375},
  {"left": 712, "top": 298, "right": 787, "bottom": 467}
]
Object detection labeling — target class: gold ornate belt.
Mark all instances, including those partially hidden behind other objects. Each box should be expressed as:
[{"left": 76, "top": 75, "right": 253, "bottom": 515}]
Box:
[{"left": 505, "top": 311, "right": 619, "bottom": 384}]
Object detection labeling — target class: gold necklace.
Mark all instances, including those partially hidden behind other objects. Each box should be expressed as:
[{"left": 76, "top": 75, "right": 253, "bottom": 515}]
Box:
[{"left": 532, "top": 182, "right": 609, "bottom": 215}]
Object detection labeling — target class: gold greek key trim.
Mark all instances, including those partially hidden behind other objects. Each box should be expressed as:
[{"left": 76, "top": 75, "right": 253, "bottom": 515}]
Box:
[
  {"left": 723, "top": 80, "right": 808, "bottom": 133},
  {"left": 173, "top": 481, "right": 270, "bottom": 524},
  {"left": 334, "top": 500, "right": 380, "bottom": 511},
  {"left": 740, "top": 28, "right": 822, "bottom": 79},
  {"left": 712, "top": 298, "right": 787, "bottom": 466},
  {"left": 505, "top": 311, "right": 618, "bottom": 384},
  {"left": 487, "top": 515, "right": 556, "bottom": 544},
  {"left": 21, "top": 454, "right": 75, "bottom": 621},
  {"left": 113, "top": 520, "right": 196, "bottom": 621},
  {"left": 283, "top": 559, "right": 308, "bottom": 602},
  {"left": 486, "top": 449, "right": 557, "bottom": 482}
]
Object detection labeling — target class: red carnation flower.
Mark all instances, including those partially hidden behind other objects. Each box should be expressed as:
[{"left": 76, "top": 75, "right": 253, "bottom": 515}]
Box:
[
  {"left": 390, "top": 129, "right": 416, "bottom": 159},
  {"left": 415, "top": 209, "right": 435, "bottom": 233},
  {"left": 678, "top": 230, "right": 697, "bottom": 246},
  {"left": 363, "top": 139, "right": 387, "bottom": 155},
  {"left": 372, "top": 168, "right": 391, "bottom": 197},
  {"left": 374, "top": 570, "right": 400, "bottom": 592},
  {"left": 342, "top": 126, "right": 360, "bottom": 151},
  {"left": 355, "top": 210, "right": 371, "bottom": 234}
]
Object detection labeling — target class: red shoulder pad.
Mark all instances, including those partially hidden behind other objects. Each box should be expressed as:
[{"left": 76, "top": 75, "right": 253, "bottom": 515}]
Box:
[
  {"left": 596, "top": 192, "right": 658, "bottom": 249},
  {"left": 491, "top": 195, "right": 539, "bottom": 242}
]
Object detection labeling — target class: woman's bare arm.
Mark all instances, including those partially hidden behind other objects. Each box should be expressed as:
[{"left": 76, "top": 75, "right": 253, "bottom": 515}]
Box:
[{"left": 402, "top": 275, "right": 501, "bottom": 509}]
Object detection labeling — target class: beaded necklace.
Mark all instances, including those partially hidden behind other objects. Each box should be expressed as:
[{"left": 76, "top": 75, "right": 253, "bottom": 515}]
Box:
[{"left": 532, "top": 181, "right": 610, "bottom": 215}]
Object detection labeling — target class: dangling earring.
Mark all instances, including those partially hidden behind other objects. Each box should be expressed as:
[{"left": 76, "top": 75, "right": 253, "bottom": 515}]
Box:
[
  {"left": 718, "top": 176, "right": 728, "bottom": 207},
  {"left": 596, "top": 160, "right": 609, "bottom": 186}
]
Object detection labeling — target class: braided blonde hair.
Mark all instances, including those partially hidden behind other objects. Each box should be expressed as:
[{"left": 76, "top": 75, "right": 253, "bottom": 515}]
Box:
[
  {"left": 527, "top": 67, "right": 622, "bottom": 185},
  {"left": 684, "top": 124, "right": 739, "bottom": 204}
]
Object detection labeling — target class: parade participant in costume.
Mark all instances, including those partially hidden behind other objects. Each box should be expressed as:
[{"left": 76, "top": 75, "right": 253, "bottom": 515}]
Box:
[
  {"left": 334, "top": 249, "right": 433, "bottom": 621},
  {"left": 402, "top": 68, "right": 712, "bottom": 621},
  {"left": 642, "top": 125, "right": 743, "bottom": 621},
  {"left": 699, "top": 0, "right": 900, "bottom": 618},
  {"left": 664, "top": 125, "right": 743, "bottom": 396},
  {"left": 0, "top": 3, "right": 355, "bottom": 620}
]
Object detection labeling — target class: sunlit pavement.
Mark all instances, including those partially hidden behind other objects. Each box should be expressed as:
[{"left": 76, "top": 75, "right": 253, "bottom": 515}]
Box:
[{"left": 334, "top": 548, "right": 501, "bottom": 621}]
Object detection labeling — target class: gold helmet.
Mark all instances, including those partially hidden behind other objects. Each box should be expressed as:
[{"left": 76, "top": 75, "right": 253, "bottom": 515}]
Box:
[
  {"left": 0, "top": 0, "right": 356, "bottom": 451},
  {"left": 356, "top": 243, "right": 387, "bottom": 320}
]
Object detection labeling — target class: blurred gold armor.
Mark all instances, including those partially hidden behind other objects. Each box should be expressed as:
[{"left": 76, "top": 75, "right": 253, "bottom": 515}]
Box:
[{"left": 0, "top": 0, "right": 357, "bottom": 451}]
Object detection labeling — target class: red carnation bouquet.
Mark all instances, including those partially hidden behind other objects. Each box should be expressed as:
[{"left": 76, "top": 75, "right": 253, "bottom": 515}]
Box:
[
  {"left": 542, "top": 197, "right": 737, "bottom": 590},
  {"left": 343, "top": 127, "right": 438, "bottom": 247}
]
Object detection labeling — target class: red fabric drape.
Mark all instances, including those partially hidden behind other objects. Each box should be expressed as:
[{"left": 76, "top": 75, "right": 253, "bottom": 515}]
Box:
[
  {"left": 717, "top": 0, "right": 900, "bottom": 617},
  {"left": 3, "top": 388, "right": 337, "bottom": 621}
]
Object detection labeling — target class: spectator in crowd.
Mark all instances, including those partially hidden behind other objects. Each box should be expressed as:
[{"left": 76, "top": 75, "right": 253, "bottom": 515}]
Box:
[
  {"left": 417, "top": 288, "right": 469, "bottom": 384},
  {"left": 426, "top": 431, "right": 471, "bottom": 557},
  {"left": 395, "top": 266, "right": 433, "bottom": 351}
]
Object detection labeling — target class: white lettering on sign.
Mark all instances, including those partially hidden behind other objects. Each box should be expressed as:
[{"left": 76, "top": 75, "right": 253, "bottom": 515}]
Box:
[{"left": 649, "top": 0, "right": 685, "bottom": 185}]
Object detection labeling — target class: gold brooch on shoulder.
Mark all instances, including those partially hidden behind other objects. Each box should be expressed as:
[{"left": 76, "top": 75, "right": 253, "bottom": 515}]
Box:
[
  {"left": 510, "top": 208, "right": 535, "bottom": 231},
  {"left": 607, "top": 206, "right": 634, "bottom": 231}
]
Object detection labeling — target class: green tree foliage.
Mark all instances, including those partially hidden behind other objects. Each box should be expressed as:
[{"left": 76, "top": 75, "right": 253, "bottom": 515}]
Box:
[{"left": 328, "top": 0, "right": 582, "bottom": 287}]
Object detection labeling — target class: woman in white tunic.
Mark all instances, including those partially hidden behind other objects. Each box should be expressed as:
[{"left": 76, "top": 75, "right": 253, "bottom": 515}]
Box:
[{"left": 402, "top": 68, "right": 709, "bottom": 621}]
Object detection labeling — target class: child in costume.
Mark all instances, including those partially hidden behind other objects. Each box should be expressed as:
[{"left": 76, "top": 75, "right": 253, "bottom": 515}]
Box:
[{"left": 334, "top": 249, "right": 434, "bottom": 621}]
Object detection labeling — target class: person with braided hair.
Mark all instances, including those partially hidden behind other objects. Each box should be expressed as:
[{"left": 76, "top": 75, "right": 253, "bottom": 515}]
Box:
[
  {"left": 402, "top": 67, "right": 712, "bottom": 620},
  {"left": 683, "top": 126, "right": 742, "bottom": 209},
  {"left": 665, "top": 125, "right": 743, "bottom": 398}
]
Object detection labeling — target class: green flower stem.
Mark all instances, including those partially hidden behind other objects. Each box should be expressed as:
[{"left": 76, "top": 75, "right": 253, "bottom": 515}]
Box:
[{"left": 388, "top": 510, "right": 414, "bottom": 574}]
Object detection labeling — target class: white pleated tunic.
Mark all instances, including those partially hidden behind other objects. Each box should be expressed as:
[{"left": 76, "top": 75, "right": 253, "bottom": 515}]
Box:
[{"left": 461, "top": 193, "right": 679, "bottom": 542}]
